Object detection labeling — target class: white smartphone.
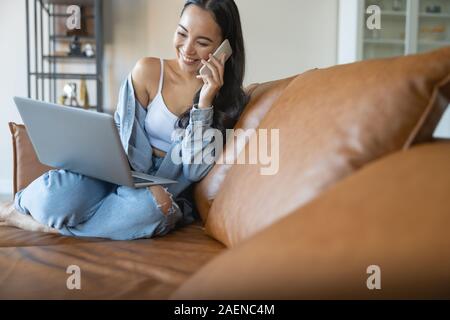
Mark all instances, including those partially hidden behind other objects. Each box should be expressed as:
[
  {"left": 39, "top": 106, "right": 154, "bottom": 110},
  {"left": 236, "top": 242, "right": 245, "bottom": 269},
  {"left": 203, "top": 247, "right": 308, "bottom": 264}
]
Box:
[{"left": 199, "top": 39, "right": 233, "bottom": 77}]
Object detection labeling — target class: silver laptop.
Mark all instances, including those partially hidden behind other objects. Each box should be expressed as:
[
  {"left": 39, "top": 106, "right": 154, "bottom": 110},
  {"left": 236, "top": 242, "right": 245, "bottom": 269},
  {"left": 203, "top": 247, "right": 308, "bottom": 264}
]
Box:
[{"left": 13, "top": 97, "right": 178, "bottom": 188}]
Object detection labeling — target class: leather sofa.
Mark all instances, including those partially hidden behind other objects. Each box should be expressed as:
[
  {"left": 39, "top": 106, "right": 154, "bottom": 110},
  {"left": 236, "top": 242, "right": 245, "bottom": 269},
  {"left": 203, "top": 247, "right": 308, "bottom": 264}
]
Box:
[{"left": 1, "top": 47, "right": 450, "bottom": 299}]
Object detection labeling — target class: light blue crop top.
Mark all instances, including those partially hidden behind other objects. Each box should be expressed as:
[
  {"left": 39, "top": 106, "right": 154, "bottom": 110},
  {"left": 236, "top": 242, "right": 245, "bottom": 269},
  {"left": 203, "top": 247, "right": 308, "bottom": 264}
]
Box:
[{"left": 144, "top": 59, "right": 179, "bottom": 152}]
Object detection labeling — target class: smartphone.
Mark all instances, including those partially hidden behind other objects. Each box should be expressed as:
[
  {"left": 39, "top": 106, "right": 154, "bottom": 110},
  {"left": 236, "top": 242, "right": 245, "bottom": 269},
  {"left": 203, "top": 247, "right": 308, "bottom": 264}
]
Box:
[{"left": 199, "top": 39, "right": 233, "bottom": 77}]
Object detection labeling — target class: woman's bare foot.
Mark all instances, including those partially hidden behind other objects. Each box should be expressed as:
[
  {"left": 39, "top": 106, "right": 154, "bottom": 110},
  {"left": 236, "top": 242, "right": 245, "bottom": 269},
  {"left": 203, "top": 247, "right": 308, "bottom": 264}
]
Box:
[{"left": 0, "top": 201, "right": 59, "bottom": 234}]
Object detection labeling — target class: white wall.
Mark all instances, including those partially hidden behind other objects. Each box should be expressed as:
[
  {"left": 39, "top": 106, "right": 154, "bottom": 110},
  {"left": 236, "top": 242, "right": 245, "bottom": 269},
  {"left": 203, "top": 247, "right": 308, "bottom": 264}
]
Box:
[
  {"left": 239, "top": 0, "right": 338, "bottom": 84},
  {"left": 0, "top": 0, "right": 339, "bottom": 195},
  {"left": 0, "top": 1, "right": 28, "bottom": 194},
  {"left": 103, "top": 0, "right": 153, "bottom": 110},
  {"left": 337, "top": 0, "right": 361, "bottom": 64},
  {"left": 434, "top": 108, "right": 450, "bottom": 138}
]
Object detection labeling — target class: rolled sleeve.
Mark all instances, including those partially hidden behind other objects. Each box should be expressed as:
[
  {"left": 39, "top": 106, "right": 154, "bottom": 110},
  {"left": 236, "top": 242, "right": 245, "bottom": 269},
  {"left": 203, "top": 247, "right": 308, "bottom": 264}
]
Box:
[
  {"left": 190, "top": 104, "right": 214, "bottom": 125},
  {"left": 176, "top": 105, "right": 216, "bottom": 182}
]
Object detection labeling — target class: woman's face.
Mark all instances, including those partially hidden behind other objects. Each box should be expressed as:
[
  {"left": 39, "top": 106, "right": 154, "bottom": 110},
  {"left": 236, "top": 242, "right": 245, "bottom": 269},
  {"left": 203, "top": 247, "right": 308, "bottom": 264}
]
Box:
[{"left": 174, "top": 5, "right": 223, "bottom": 75}]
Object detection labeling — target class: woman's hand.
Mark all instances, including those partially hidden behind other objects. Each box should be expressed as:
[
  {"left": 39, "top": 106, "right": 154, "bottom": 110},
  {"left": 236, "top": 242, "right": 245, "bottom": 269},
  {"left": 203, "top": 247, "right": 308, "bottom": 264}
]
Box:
[{"left": 196, "top": 53, "right": 226, "bottom": 109}]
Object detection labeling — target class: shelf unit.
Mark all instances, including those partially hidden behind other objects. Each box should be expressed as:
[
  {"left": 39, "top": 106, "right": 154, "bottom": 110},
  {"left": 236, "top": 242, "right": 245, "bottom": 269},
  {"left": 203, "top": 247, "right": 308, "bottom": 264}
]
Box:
[
  {"left": 360, "top": 0, "right": 450, "bottom": 60},
  {"left": 25, "top": 0, "right": 103, "bottom": 112}
]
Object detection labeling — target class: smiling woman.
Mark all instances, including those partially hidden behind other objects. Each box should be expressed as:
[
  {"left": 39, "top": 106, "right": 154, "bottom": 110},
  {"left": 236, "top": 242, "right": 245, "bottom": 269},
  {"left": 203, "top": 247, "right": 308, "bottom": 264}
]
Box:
[
  {"left": 175, "top": 0, "right": 249, "bottom": 136},
  {"left": 132, "top": 0, "right": 249, "bottom": 146},
  {"left": 8, "top": 0, "right": 249, "bottom": 242}
]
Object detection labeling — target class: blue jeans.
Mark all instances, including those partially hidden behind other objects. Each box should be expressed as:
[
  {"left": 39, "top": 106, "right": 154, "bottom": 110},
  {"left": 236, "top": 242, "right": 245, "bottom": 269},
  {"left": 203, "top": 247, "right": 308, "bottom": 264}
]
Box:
[{"left": 13, "top": 155, "right": 184, "bottom": 240}]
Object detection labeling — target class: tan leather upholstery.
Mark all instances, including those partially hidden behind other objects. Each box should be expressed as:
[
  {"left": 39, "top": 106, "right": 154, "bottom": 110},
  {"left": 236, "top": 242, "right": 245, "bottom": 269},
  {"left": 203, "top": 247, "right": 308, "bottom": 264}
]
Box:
[
  {"left": 172, "top": 142, "right": 450, "bottom": 299},
  {"left": 0, "top": 221, "right": 225, "bottom": 299},
  {"left": 2, "top": 47, "right": 449, "bottom": 299},
  {"left": 0, "top": 225, "right": 106, "bottom": 247},
  {"left": 204, "top": 47, "right": 450, "bottom": 247},
  {"left": 8, "top": 123, "right": 53, "bottom": 195},
  {"left": 194, "top": 76, "right": 296, "bottom": 222}
]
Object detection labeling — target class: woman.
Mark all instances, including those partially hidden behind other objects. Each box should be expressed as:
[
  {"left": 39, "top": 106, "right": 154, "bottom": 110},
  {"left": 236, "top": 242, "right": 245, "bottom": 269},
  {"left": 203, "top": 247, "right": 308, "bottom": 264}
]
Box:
[{"left": 0, "top": 0, "right": 249, "bottom": 240}]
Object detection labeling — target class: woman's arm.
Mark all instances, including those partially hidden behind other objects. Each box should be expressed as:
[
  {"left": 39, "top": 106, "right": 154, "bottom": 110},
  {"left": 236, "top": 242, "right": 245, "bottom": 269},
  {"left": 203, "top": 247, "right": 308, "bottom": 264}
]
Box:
[
  {"left": 176, "top": 53, "right": 227, "bottom": 181},
  {"left": 178, "top": 105, "right": 215, "bottom": 182}
]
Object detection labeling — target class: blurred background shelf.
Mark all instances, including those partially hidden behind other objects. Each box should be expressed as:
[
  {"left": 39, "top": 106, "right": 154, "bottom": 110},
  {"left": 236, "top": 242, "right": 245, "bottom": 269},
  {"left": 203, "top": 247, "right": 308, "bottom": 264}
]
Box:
[
  {"left": 26, "top": 0, "right": 103, "bottom": 112},
  {"left": 419, "top": 12, "right": 450, "bottom": 18},
  {"left": 49, "top": 35, "right": 96, "bottom": 41},
  {"left": 364, "top": 38, "right": 405, "bottom": 44},
  {"left": 49, "top": 13, "right": 95, "bottom": 18},
  {"left": 30, "top": 72, "right": 98, "bottom": 79},
  {"left": 365, "top": 10, "right": 407, "bottom": 16},
  {"left": 42, "top": 0, "right": 95, "bottom": 5},
  {"left": 418, "top": 40, "right": 450, "bottom": 47},
  {"left": 42, "top": 55, "right": 96, "bottom": 62},
  {"left": 360, "top": 0, "right": 450, "bottom": 60}
]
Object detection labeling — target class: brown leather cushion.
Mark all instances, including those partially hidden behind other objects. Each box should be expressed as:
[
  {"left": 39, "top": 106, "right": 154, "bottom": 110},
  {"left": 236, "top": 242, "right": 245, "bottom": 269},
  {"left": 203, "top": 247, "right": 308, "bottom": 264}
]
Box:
[
  {"left": 205, "top": 47, "right": 450, "bottom": 247},
  {"left": 8, "top": 123, "right": 53, "bottom": 195},
  {"left": 172, "top": 142, "right": 450, "bottom": 299},
  {"left": 194, "top": 76, "right": 296, "bottom": 222},
  {"left": 0, "top": 221, "right": 225, "bottom": 299}
]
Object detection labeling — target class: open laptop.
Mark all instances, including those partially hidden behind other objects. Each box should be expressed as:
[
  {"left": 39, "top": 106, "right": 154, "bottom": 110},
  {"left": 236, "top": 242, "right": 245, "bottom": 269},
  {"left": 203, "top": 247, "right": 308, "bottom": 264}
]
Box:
[{"left": 13, "top": 97, "right": 178, "bottom": 188}]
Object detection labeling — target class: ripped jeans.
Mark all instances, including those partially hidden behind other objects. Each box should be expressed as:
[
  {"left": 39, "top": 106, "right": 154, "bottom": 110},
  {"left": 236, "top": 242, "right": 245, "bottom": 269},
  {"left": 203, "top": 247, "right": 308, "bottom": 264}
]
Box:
[{"left": 13, "top": 155, "right": 183, "bottom": 240}]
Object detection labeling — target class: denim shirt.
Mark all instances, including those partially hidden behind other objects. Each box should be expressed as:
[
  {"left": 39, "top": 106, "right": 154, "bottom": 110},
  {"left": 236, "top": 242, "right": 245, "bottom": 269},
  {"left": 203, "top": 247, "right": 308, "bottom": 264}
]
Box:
[{"left": 113, "top": 74, "right": 215, "bottom": 224}]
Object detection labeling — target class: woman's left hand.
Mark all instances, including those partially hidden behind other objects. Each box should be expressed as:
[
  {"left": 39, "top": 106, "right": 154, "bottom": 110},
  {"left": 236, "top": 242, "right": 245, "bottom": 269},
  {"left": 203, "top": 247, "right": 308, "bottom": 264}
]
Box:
[{"left": 196, "top": 53, "right": 226, "bottom": 109}]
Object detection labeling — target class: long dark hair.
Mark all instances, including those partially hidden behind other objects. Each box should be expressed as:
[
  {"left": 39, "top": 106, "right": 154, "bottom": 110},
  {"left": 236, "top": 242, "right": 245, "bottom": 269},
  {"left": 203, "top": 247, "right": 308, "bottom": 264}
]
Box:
[{"left": 176, "top": 0, "right": 249, "bottom": 141}]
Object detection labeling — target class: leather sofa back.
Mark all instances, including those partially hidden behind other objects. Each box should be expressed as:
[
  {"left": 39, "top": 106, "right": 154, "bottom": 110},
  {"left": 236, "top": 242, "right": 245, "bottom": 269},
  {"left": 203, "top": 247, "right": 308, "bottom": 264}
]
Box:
[
  {"left": 193, "top": 76, "right": 297, "bottom": 222},
  {"left": 204, "top": 46, "right": 450, "bottom": 247},
  {"left": 9, "top": 123, "right": 53, "bottom": 195}
]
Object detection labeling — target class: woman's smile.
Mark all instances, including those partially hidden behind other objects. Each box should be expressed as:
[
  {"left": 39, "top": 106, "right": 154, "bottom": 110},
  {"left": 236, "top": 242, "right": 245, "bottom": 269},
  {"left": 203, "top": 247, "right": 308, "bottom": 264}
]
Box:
[{"left": 179, "top": 50, "right": 200, "bottom": 66}]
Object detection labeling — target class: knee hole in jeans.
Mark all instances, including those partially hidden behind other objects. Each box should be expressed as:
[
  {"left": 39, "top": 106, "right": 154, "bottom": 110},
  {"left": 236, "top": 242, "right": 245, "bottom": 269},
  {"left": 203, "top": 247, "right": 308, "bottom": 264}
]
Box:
[{"left": 148, "top": 186, "right": 173, "bottom": 216}]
